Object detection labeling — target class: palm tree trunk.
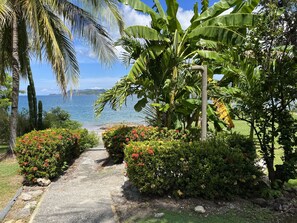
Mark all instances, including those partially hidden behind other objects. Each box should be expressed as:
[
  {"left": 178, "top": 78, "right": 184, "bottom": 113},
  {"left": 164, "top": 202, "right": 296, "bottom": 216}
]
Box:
[{"left": 8, "top": 12, "right": 20, "bottom": 155}]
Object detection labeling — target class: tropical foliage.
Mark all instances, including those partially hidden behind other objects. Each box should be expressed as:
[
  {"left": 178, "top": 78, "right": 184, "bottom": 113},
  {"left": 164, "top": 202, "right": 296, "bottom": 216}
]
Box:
[
  {"left": 125, "top": 133, "right": 261, "bottom": 199},
  {"left": 225, "top": 0, "right": 297, "bottom": 187},
  {"left": 102, "top": 125, "right": 200, "bottom": 163},
  {"left": 0, "top": 0, "right": 123, "bottom": 153},
  {"left": 95, "top": 0, "right": 259, "bottom": 130},
  {"left": 15, "top": 128, "right": 99, "bottom": 184}
]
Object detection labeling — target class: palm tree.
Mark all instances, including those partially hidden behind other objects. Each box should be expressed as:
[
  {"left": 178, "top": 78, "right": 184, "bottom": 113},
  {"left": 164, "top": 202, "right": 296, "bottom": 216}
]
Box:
[
  {"left": 0, "top": 0, "right": 123, "bottom": 154},
  {"left": 95, "top": 0, "right": 259, "bottom": 128}
]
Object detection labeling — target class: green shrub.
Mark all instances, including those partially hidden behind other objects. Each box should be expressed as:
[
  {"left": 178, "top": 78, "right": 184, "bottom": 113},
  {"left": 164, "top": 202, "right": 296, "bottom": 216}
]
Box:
[
  {"left": 72, "top": 128, "right": 99, "bottom": 152},
  {"left": 102, "top": 126, "right": 200, "bottom": 164},
  {"left": 218, "top": 132, "right": 257, "bottom": 161},
  {"left": 43, "top": 107, "right": 82, "bottom": 130},
  {"left": 15, "top": 128, "right": 90, "bottom": 184},
  {"left": 124, "top": 138, "right": 262, "bottom": 199},
  {"left": 102, "top": 126, "right": 154, "bottom": 163}
]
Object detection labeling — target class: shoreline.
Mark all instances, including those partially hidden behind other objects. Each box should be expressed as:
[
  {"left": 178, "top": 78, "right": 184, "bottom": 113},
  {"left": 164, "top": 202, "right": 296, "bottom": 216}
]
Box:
[{"left": 82, "top": 121, "right": 146, "bottom": 132}]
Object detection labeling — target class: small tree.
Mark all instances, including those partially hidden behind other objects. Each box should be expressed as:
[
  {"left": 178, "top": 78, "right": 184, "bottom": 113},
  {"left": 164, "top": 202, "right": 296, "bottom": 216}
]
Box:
[{"left": 232, "top": 0, "right": 297, "bottom": 187}]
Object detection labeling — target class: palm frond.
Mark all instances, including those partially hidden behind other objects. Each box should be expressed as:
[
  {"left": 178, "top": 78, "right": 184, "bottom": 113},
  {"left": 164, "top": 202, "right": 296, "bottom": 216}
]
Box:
[
  {"left": 94, "top": 76, "right": 133, "bottom": 116},
  {"left": 47, "top": 9, "right": 80, "bottom": 91},
  {"left": 54, "top": 0, "right": 116, "bottom": 64},
  {"left": 0, "top": 0, "right": 12, "bottom": 27}
]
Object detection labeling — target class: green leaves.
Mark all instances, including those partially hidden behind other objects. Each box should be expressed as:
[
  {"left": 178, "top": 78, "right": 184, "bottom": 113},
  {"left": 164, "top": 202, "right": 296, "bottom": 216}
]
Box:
[
  {"left": 192, "top": 0, "right": 242, "bottom": 25},
  {"left": 165, "top": 0, "right": 181, "bottom": 32},
  {"left": 120, "top": 0, "right": 158, "bottom": 18},
  {"left": 125, "top": 26, "right": 166, "bottom": 41},
  {"left": 134, "top": 98, "right": 148, "bottom": 112},
  {"left": 0, "top": 0, "right": 11, "bottom": 26},
  {"left": 200, "top": 13, "right": 258, "bottom": 28},
  {"left": 189, "top": 26, "right": 245, "bottom": 45}
]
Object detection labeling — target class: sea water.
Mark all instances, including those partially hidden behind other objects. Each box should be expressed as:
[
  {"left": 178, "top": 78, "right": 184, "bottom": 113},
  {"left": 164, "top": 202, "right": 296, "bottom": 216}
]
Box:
[{"left": 18, "top": 95, "right": 145, "bottom": 128}]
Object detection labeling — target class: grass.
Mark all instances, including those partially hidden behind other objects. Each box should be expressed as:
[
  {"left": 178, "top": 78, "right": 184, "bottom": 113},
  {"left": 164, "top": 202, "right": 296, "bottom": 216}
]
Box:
[
  {"left": 134, "top": 208, "right": 278, "bottom": 223},
  {"left": 0, "top": 158, "right": 23, "bottom": 210},
  {"left": 231, "top": 118, "right": 297, "bottom": 186},
  {"left": 0, "top": 144, "right": 8, "bottom": 155}
]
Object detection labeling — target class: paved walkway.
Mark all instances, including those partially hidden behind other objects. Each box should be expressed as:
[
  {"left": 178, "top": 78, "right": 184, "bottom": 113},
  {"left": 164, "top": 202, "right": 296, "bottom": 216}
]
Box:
[{"left": 30, "top": 146, "right": 124, "bottom": 223}]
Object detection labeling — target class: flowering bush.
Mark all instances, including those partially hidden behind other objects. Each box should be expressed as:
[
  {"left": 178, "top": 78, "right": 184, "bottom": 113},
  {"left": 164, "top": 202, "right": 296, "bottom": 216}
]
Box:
[
  {"left": 102, "top": 125, "right": 200, "bottom": 163},
  {"left": 15, "top": 128, "right": 98, "bottom": 184},
  {"left": 124, "top": 138, "right": 262, "bottom": 199}
]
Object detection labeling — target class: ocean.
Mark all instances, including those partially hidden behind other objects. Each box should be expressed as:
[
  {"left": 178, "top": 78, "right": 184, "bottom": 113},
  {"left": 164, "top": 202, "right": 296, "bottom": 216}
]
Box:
[{"left": 18, "top": 95, "right": 145, "bottom": 128}]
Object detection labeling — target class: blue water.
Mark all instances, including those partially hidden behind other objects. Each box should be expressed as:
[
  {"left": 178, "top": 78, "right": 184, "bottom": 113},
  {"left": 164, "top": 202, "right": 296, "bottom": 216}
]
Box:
[{"left": 18, "top": 95, "right": 145, "bottom": 128}]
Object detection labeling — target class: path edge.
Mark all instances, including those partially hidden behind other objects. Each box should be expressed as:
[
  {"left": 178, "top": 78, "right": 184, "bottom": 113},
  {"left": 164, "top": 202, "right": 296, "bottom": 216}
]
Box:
[{"left": 0, "top": 187, "right": 23, "bottom": 221}]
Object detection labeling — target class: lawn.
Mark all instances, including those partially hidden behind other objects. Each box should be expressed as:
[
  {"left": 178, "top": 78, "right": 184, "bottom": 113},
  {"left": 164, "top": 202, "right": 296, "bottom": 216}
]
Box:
[
  {"left": 231, "top": 119, "right": 296, "bottom": 186},
  {"left": 134, "top": 208, "right": 279, "bottom": 223},
  {"left": 0, "top": 158, "right": 23, "bottom": 210}
]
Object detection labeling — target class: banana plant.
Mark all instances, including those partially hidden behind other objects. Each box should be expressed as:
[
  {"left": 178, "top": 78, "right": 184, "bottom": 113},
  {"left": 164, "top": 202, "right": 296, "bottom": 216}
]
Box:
[{"left": 96, "top": 0, "right": 260, "bottom": 129}]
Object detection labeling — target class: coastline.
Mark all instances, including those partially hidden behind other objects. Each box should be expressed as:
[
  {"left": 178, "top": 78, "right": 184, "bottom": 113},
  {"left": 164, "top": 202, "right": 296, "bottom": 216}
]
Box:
[{"left": 82, "top": 121, "right": 146, "bottom": 132}]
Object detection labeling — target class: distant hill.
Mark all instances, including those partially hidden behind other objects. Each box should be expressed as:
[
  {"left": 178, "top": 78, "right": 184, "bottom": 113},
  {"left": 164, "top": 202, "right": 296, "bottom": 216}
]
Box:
[{"left": 49, "top": 89, "right": 106, "bottom": 96}]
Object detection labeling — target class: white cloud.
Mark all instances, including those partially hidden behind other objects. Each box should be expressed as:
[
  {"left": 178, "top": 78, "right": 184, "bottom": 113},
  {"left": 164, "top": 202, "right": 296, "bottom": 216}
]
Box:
[
  {"left": 77, "top": 77, "right": 121, "bottom": 89},
  {"left": 121, "top": 5, "right": 151, "bottom": 28},
  {"left": 177, "top": 8, "right": 194, "bottom": 30}
]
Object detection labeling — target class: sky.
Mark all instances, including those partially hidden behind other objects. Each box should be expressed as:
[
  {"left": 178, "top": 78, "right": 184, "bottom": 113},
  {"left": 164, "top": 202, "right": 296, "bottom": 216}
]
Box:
[{"left": 21, "top": 0, "right": 218, "bottom": 95}]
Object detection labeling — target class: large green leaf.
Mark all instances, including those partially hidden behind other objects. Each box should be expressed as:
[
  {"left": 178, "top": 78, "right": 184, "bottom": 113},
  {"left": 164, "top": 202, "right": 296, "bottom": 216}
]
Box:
[
  {"left": 189, "top": 26, "right": 245, "bottom": 45},
  {"left": 201, "top": 0, "right": 209, "bottom": 13},
  {"left": 192, "top": 0, "right": 242, "bottom": 26},
  {"left": 190, "top": 2, "right": 199, "bottom": 23},
  {"left": 200, "top": 13, "right": 258, "bottom": 28},
  {"left": 127, "top": 44, "right": 166, "bottom": 82},
  {"left": 134, "top": 97, "right": 148, "bottom": 112},
  {"left": 153, "top": 0, "right": 166, "bottom": 20},
  {"left": 120, "top": 0, "right": 158, "bottom": 19},
  {"left": 165, "top": 0, "right": 182, "bottom": 32},
  {"left": 195, "top": 50, "right": 224, "bottom": 62},
  {"left": 125, "top": 26, "right": 166, "bottom": 41},
  {"left": 232, "top": 0, "right": 260, "bottom": 13}
]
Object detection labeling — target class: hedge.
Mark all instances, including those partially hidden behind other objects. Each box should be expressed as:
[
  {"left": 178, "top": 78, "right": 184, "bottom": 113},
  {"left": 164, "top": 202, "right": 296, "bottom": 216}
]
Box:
[
  {"left": 15, "top": 128, "right": 98, "bottom": 184},
  {"left": 102, "top": 125, "right": 200, "bottom": 163},
  {"left": 124, "top": 136, "right": 262, "bottom": 199}
]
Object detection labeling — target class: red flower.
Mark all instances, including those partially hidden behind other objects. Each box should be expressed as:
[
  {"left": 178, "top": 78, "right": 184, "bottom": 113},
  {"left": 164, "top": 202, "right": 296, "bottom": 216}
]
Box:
[
  {"left": 33, "top": 167, "right": 38, "bottom": 171},
  {"left": 126, "top": 138, "right": 130, "bottom": 142},
  {"left": 132, "top": 153, "right": 139, "bottom": 160},
  {"left": 140, "top": 132, "right": 145, "bottom": 137},
  {"left": 148, "top": 148, "right": 154, "bottom": 155}
]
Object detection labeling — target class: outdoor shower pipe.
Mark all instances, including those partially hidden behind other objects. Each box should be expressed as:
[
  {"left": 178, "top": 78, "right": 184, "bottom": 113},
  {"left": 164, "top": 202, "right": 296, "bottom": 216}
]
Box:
[{"left": 191, "top": 65, "right": 207, "bottom": 141}]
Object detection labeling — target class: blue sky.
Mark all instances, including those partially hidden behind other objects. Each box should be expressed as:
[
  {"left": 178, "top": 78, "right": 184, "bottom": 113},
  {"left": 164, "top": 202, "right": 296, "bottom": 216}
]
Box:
[{"left": 22, "top": 0, "right": 218, "bottom": 95}]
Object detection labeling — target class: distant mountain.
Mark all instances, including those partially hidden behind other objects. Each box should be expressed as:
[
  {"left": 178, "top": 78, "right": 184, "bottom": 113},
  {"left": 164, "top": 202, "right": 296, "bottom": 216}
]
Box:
[
  {"left": 71, "top": 89, "right": 106, "bottom": 95},
  {"left": 49, "top": 89, "right": 106, "bottom": 96}
]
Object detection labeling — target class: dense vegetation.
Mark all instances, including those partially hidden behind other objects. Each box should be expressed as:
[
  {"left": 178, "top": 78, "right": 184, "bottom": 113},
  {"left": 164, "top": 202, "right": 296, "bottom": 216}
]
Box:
[
  {"left": 102, "top": 125, "right": 200, "bottom": 163},
  {"left": 15, "top": 128, "right": 98, "bottom": 184},
  {"left": 97, "top": 0, "right": 297, "bottom": 190},
  {"left": 0, "top": 0, "right": 296, "bottom": 209}
]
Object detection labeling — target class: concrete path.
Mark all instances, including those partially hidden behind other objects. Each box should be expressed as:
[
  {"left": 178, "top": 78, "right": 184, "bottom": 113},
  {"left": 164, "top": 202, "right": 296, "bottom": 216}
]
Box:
[{"left": 30, "top": 146, "right": 124, "bottom": 223}]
